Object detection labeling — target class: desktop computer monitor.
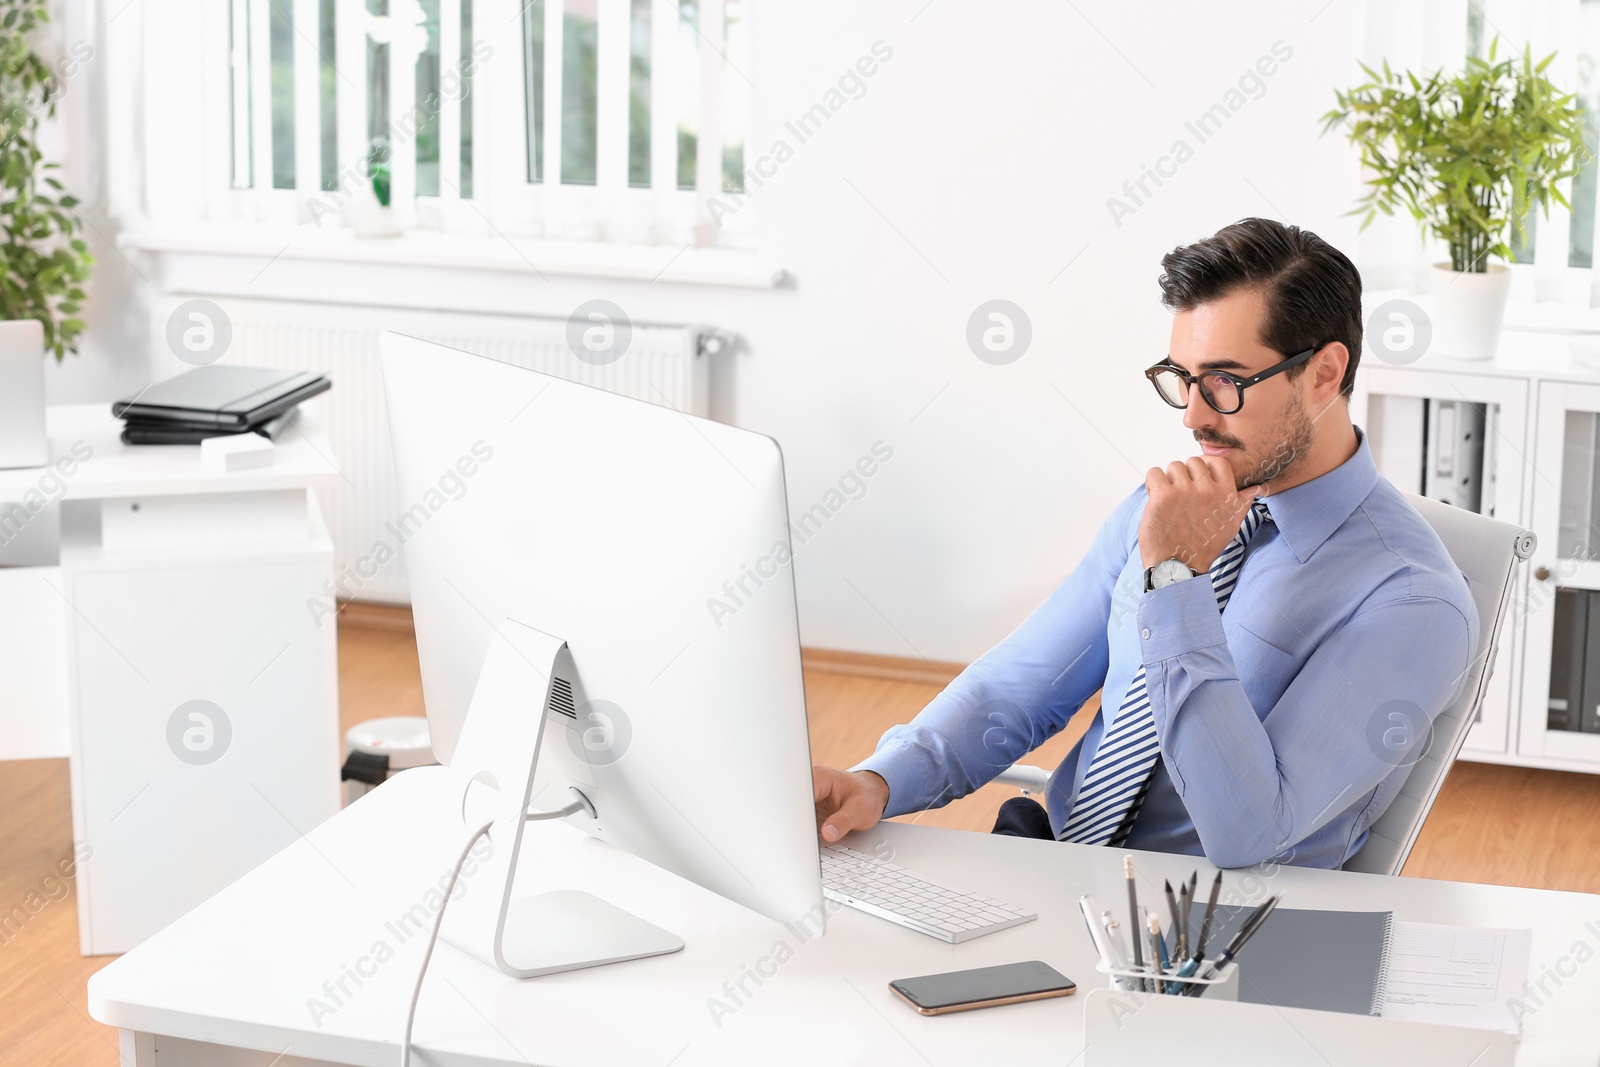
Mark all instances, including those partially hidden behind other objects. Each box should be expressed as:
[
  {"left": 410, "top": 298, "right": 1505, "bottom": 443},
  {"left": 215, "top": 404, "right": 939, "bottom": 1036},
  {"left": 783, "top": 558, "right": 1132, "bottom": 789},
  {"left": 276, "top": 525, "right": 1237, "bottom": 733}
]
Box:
[{"left": 379, "top": 332, "right": 823, "bottom": 976}]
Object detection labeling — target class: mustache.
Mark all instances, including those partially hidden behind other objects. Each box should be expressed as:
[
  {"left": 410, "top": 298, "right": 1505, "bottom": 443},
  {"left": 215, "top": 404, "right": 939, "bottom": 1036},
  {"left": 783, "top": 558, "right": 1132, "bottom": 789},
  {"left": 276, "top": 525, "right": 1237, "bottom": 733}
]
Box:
[{"left": 1195, "top": 434, "right": 1242, "bottom": 450}]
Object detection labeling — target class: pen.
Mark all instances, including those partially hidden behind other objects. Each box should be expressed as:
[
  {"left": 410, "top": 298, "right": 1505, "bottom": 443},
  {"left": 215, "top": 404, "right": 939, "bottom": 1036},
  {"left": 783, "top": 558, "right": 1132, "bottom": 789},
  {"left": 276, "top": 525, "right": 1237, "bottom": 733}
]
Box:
[
  {"left": 1101, "top": 912, "right": 1131, "bottom": 971},
  {"left": 1125, "top": 857, "right": 1146, "bottom": 989},
  {"left": 1194, "top": 870, "right": 1223, "bottom": 962},
  {"left": 1187, "top": 896, "right": 1279, "bottom": 997},
  {"left": 1138, "top": 906, "right": 1156, "bottom": 991},
  {"left": 1147, "top": 914, "right": 1171, "bottom": 993},
  {"left": 1105, "top": 912, "right": 1146, "bottom": 991},
  {"left": 1079, "top": 895, "right": 1108, "bottom": 961},
  {"left": 1081, "top": 895, "right": 1136, "bottom": 991},
  {"left": 1172, "top": 953, "right": 1201, "bottom": 991}
]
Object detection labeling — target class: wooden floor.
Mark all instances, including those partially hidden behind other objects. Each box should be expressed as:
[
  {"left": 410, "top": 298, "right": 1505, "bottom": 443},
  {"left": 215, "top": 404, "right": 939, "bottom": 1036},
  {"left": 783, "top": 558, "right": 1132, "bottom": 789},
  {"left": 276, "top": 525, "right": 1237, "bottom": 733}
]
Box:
[{"left": 5, "top": 609, "right": 1600, "bottom": 1064}]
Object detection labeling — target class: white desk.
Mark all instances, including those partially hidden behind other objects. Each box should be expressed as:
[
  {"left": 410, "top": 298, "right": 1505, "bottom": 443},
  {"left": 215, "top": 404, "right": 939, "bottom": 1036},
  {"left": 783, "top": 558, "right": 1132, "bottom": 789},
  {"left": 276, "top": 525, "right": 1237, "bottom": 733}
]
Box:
[
  {"left": 89, "top": 765, "right": 1600, "bottom": 1065},
  {"left": 0, "top": 404, "right": 342, "bottom": 955},
  {"left": 0, "top": 404, "right": 345, "bottom": 501}
]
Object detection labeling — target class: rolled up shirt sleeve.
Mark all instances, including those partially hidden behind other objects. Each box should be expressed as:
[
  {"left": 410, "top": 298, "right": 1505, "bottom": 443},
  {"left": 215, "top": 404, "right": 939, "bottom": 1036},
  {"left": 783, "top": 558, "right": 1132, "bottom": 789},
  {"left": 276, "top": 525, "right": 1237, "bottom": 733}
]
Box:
[
  {"left": 1136, "top": 576, "right": 1477, "bottom": 869},
  {"left": 851, "top": 484, "right": 1146, "bottom": 818}
]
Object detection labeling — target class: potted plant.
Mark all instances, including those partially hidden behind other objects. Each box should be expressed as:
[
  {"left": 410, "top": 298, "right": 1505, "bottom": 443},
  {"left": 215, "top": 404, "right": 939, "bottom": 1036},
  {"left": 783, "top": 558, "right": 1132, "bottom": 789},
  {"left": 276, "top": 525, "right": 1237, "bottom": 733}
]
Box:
[
  {"left": 0, "top": 0, "right": 93, "bottom": 467},
  {"left": 348, "top": 137, "right": 400, "bottom": 238},
  {"left": 1323, "top": 40, "right": 1585, "bottom": 361}
]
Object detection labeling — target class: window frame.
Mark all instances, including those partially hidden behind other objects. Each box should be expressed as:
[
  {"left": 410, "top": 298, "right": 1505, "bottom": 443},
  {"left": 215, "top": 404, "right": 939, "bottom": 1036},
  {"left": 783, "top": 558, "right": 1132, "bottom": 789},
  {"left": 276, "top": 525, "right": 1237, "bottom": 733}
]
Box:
[
  {"left": 1461, "top": 0, "right": 1600, "bottom": 305},
  {"left": 203, "top": 0, "right": 756, "bottom": 250}
]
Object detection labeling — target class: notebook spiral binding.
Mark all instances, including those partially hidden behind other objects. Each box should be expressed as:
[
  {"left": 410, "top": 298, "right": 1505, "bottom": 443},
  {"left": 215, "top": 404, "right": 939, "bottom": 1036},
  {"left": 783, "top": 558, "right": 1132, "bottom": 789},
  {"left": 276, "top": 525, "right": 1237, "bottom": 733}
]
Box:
[{"left": 1368, "top": 913, "right": 1396, "bottom": 1016}]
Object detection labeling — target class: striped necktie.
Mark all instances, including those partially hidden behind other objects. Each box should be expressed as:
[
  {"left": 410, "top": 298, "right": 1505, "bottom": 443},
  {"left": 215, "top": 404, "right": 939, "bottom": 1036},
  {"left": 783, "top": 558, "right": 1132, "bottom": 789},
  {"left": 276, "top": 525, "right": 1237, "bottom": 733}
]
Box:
[{"left": 1057, "top": 500, "right": 1273, "bottom": 847}]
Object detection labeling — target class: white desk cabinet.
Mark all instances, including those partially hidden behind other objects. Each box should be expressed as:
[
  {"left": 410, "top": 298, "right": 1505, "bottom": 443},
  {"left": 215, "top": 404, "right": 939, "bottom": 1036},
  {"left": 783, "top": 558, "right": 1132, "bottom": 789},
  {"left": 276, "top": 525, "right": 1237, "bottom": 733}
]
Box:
[
  {"left": 1359, "top": 303, "right": 1600, "bottom": 774},
  {"left": 0, "top": 405, "right": 342, "bottom": 954}
]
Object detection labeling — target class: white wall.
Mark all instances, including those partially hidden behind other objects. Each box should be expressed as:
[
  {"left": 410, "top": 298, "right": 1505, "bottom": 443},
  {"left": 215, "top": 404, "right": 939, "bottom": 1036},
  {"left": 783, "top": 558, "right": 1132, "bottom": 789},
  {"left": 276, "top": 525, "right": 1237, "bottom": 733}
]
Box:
[
  {"left": 728, "top": 1, "right": 1365, "bottom": 661},
  {"left": 45, "top": 0, "right": 1369, "bottom": 663},
  {"left": 35, "top": 0, "right": 151, "bottom": 404}
]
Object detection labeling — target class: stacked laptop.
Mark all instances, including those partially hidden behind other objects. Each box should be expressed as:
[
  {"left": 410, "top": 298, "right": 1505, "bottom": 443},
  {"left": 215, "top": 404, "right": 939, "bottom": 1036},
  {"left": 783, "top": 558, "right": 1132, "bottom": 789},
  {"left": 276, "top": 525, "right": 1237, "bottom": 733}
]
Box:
[{"left": 112, "top": 366, "right": 331, "bottom": 445}]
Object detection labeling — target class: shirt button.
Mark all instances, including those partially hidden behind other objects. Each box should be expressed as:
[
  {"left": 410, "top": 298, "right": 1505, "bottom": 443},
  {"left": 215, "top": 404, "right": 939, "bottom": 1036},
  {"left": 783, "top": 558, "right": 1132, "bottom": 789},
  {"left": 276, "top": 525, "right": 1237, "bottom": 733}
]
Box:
[{"left": 1141, "top": 628, "right": 1151, "bottom": 639}]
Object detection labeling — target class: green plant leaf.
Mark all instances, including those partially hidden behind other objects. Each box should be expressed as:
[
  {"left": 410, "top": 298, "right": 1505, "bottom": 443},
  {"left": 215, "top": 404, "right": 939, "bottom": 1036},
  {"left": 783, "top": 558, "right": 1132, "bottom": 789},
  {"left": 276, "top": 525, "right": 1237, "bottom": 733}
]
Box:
[
  {"left": 1323, "top": 33, "right": 1586, "bottom": 270},
  {"left": 0, "top": 0, "right": 94, "bottom": 358}
]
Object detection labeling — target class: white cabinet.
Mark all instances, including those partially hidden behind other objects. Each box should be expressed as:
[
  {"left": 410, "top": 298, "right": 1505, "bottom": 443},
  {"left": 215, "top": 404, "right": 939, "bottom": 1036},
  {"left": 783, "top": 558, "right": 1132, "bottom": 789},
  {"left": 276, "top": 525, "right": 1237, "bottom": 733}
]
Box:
[
  {"left": 1517, "top": 379, "right": 1600, "bottom": 770},
  {"left": 62, "top": 516, "right": 339, "bottom": 954},
  {"left": 0, "top": 405, "right": 343, "bottom": 954},
  {"left": 1361, "top": 320, "right": 1600, "bottom": 774},
  {"left": 1361, "top": 368, "right": 1527, "bottom": 759}
]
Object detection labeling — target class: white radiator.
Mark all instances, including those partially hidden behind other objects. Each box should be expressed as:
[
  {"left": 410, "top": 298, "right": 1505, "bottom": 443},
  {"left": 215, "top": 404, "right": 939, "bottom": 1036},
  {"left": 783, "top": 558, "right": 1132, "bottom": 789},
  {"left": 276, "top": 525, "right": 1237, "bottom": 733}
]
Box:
[{"left": 148, "top": 296, "right": 714, "bottom": 603}]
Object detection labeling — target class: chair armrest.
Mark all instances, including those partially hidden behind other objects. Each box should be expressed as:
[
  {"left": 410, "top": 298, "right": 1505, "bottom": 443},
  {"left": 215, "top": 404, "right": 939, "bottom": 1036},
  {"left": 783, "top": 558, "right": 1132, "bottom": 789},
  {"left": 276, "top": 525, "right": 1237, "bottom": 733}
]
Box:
[{"left": 993, "top": 763, "right": 1050, "bottom": 794}]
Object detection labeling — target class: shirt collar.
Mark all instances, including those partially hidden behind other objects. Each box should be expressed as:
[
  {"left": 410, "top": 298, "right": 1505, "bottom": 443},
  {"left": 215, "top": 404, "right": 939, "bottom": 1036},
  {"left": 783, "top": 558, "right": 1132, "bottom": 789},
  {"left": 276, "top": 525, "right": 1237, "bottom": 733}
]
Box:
[{"left": 1257, "top": 425, "right": 1376, "bottom": 564}]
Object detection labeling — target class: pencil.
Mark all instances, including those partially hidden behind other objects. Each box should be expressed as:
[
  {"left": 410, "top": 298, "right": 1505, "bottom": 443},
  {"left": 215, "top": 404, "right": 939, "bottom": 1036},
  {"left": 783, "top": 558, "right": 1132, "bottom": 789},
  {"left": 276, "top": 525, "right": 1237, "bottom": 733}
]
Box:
[
  {"left": 1125, "top": 856, "right": 1146, "bottom": 990},
  {"left": 1177, "top": 880, "right": 1191, "bottom": 962},
  {"left": 1195, "top": 869, "right": 1223, "bottom": 962}
]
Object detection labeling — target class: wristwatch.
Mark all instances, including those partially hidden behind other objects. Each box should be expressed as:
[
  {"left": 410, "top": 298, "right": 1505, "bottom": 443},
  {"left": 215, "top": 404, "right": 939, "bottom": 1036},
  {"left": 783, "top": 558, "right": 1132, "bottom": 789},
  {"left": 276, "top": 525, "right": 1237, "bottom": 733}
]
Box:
[{"left": 1144, "top": 558, "right": 1197, "bottom": 592}]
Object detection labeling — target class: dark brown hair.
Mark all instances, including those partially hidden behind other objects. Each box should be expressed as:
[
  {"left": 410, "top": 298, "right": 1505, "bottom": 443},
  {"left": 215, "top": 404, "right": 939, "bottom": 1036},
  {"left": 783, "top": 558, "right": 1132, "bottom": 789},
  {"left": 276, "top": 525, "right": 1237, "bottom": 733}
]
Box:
[{"left": 1157, "top": 218, "right": 1362, "bottom": 399}]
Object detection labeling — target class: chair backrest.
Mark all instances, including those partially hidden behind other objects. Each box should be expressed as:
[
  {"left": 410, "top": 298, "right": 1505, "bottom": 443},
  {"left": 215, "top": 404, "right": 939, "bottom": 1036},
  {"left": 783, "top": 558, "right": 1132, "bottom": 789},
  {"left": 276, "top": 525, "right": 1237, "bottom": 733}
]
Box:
[{"left": 1341, "top": 493, "right": 1534, "bottom": 876}]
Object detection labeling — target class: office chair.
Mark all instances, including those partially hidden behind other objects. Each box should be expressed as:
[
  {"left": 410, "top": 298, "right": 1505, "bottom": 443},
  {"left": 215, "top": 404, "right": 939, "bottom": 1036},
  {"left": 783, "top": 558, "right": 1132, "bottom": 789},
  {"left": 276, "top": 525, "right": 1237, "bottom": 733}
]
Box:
[{"left": 992, "top": 492, "right": 1535, "bottom": 877}]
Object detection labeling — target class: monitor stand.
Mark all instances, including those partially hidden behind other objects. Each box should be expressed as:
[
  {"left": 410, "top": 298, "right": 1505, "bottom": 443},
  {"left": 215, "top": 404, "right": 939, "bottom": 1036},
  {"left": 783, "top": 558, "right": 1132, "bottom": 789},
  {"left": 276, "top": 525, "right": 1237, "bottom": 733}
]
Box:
[{"left": 438, "top": 620, "right": 684, "bottom": 978}]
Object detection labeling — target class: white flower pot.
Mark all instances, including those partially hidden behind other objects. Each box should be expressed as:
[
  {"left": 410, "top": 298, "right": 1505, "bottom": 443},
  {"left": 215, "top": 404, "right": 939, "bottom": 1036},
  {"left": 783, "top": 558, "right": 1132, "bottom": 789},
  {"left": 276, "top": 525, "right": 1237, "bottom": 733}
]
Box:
[
  {"left": 1429, "top": 262, "right": 1512, "bottom": 361},
  {"left": 0, "top": 320, "right": 48, "bottom": 470},
  {"left": 350, "top": 204, "right": 401, "bottom": 239},
  {"left": 345, "top": 185, "right": 402, "bottom": 239}
]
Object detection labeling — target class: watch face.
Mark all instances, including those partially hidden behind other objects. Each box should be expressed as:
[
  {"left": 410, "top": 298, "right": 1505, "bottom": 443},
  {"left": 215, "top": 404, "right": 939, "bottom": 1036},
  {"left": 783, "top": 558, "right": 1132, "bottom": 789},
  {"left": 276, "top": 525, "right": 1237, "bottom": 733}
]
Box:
[{"left": 1151, "top": 559, "right": 1194, "bottom": 587}]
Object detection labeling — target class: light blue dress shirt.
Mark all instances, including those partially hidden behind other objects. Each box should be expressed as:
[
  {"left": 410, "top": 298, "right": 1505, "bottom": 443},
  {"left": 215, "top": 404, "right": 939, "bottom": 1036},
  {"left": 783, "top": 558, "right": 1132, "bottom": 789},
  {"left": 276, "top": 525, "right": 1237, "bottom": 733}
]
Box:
[{"left": 854, "top": 426, "right": 1478, "bottom": 869}]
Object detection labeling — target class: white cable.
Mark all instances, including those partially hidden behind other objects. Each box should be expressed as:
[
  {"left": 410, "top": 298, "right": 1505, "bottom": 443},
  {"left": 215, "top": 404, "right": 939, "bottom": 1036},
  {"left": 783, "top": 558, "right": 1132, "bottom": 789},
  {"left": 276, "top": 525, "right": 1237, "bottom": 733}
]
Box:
[
  {"left": 401, "top": 819, "right": 494, "bottom": 1067},
  {"left": 400, "top": 791, "right": 591, "bottom": 1063}
]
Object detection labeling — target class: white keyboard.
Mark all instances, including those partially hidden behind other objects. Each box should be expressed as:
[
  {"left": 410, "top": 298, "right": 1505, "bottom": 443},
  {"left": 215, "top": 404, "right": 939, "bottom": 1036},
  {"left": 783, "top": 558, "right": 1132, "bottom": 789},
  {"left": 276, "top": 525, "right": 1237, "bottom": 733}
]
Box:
[{"left": 819, "top": 844, "right": 1037, "bottom": 943}]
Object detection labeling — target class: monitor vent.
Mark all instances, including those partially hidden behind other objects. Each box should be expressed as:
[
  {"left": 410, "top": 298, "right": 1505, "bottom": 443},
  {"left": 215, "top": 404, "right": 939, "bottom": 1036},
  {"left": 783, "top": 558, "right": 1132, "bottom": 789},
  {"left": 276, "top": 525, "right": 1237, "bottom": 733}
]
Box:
[{"left": 549, "top": 676, "right": 577, "bottom": 718}]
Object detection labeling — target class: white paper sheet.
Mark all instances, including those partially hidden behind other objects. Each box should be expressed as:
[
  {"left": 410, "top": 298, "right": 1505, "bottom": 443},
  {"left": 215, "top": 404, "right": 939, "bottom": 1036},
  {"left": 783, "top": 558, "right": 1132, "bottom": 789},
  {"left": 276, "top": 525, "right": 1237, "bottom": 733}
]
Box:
[{"left": 1381, "top": 922, "right": 1531, "bottom": 1035}]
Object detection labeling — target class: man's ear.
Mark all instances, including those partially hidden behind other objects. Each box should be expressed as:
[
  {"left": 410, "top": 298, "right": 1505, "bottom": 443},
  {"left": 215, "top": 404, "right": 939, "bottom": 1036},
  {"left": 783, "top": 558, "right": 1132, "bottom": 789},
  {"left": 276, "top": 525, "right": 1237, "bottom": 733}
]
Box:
[{"left": 1313, "top": 342, "right": 1348, "bottom": 400}]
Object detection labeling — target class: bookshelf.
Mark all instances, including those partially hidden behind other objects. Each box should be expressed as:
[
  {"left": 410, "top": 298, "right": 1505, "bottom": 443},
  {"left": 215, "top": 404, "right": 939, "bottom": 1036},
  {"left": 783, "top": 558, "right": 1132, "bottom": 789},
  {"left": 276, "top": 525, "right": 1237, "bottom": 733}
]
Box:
[{"left": 1354, "top": 297, "right": 1600, "bottom": 774}]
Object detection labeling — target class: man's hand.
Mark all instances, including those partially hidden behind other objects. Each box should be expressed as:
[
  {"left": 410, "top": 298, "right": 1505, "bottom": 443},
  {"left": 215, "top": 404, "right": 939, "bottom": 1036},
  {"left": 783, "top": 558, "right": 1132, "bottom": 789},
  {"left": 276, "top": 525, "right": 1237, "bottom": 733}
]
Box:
[
  {"left": 814, "top": 766, "right": 890, "bottom": 843},
  {"left": 1140, "top": 455, "right": 1263, "bottom": 572}
]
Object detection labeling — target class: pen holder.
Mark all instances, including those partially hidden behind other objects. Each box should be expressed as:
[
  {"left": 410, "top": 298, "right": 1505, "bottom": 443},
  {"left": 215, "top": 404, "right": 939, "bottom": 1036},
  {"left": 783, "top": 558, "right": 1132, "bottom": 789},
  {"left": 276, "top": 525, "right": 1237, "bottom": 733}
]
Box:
[{"left": 1095, "top": 960, "right": 1240, "bottom": 1000}]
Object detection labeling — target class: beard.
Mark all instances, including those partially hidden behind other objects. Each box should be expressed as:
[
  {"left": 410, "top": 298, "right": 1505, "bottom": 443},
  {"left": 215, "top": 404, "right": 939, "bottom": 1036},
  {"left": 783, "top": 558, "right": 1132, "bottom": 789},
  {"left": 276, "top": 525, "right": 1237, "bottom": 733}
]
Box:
[{"left": 1234, "top": 392, "right": 1315, "bottom": 491}]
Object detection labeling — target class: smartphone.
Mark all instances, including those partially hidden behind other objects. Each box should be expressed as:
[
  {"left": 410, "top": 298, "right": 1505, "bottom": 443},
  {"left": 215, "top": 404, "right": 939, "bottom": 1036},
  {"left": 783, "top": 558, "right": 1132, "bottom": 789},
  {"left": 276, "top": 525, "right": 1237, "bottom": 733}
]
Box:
[{"left": 889, "top": 961, "right": 1076, "bottom": 1016}]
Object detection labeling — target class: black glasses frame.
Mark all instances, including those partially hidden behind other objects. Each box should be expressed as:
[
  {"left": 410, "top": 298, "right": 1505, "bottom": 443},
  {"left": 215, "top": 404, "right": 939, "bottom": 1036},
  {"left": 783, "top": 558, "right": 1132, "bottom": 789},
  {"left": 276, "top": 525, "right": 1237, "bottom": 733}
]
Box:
[{"left": 1144, "top": 344, "right": 1324, "bottom": 414}]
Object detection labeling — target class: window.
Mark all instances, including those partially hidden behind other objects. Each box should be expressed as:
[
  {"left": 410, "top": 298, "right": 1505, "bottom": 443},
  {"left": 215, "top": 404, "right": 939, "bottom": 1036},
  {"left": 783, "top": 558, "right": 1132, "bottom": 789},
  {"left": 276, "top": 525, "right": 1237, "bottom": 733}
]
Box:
[
  {"left": 1462, "top": 0, "right": 1600, "bottom": 302},
  {"left": 221, "top": 0, "right": 752, "bottom": 247}
]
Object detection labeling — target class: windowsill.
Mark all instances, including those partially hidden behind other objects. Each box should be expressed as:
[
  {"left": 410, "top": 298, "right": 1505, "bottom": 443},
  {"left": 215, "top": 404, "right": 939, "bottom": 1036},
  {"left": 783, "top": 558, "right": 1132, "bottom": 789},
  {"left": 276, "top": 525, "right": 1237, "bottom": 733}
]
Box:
[
  {"left": 119, "top": 222, "right": 787, "bottom": 290},
  {"left": 1359, "top": 286, "right": 1600, "bottom": 381},
  {"left": 1366, "top": 286, "right": 1600, "bottom": 336},
  {"left": 1500, "top": 299, "right": 1600, "bottom": 335}
]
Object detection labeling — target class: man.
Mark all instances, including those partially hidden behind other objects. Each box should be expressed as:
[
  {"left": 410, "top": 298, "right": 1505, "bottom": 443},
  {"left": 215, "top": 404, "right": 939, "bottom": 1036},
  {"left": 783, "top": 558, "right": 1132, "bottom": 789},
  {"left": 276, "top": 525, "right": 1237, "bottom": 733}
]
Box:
[{"left": 813, "top": 218, "right": 1478, "bottom": 870}]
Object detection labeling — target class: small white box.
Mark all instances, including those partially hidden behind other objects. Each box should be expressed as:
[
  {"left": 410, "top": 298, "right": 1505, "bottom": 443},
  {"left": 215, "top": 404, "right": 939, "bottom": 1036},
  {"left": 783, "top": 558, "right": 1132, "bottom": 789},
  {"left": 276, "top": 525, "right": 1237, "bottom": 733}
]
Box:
[{"left": 201, "top": 432, "right": 276, "bottom": 474}]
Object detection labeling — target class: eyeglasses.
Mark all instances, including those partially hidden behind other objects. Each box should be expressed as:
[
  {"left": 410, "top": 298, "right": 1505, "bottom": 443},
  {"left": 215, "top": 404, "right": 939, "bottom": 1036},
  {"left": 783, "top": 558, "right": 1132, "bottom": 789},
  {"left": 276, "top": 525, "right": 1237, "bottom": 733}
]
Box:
[{"left": 1145, "top": 345, "right": 1323, "bottom": 415}]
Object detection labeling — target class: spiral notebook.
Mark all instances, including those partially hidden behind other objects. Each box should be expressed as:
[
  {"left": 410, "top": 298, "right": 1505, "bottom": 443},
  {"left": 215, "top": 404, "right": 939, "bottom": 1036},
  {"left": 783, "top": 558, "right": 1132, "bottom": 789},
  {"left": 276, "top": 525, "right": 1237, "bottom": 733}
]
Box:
[
  {"left": 1192, "top": 903, "right": 1529, "bottom": 1033},
  {"left": 1192, "top": 903, "right": 1395, "bottom": 1016}
]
